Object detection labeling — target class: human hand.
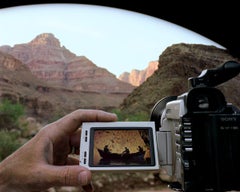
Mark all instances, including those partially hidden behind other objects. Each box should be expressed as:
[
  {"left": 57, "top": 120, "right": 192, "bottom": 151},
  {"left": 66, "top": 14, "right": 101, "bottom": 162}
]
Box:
[{"left": 0, "top": 109, "right": 117, "bottom": 192}]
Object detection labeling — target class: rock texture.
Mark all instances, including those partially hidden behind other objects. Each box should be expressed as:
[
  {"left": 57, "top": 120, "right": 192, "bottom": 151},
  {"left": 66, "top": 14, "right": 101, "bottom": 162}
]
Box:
[
  {"left": 0, "top": 51, "right": 131, "bottom": 121},
  {"left": 118, "top": 61, "right": 158, "bottom": 86},
  {"left": 0, "top": 33, "right": 134, "bottom": 93},
  {"left": 120, "top": 43, "right": 240, "bottom": 115}
]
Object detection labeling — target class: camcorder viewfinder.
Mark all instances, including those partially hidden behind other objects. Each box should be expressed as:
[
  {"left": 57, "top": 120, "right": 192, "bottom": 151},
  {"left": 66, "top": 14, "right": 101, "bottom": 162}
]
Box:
[{"left": 151, "top": 61, "right": 240, "bottom": 192}]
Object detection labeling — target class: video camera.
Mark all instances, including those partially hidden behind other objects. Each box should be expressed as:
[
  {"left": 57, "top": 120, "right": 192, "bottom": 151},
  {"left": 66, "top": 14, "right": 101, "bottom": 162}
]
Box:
[{"left": 150, "top": 60, "right": 240, "bottom": 191}]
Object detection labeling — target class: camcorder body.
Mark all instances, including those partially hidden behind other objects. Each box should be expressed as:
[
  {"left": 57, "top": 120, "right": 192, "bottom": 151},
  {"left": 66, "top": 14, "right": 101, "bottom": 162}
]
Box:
[{"left": 151, "top": 61, "right": 240, "bottom": 192}]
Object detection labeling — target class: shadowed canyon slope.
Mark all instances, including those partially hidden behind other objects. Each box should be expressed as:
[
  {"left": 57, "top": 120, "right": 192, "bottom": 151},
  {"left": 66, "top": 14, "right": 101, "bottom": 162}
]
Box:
[{"left": 120, "top": 43, "right": 240, "bottom": 116}]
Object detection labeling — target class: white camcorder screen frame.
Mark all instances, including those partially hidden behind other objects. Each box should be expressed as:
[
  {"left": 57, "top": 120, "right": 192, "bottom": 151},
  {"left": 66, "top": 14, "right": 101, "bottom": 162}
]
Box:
[{"left": 79, "top": 121, "right": 159, "bottom": 171}]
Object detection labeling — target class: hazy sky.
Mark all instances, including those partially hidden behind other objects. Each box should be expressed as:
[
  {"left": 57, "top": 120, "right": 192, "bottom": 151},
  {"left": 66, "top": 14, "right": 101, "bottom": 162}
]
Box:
[{"left": 0, "top": 3, "right": 225, "bottom": 77}]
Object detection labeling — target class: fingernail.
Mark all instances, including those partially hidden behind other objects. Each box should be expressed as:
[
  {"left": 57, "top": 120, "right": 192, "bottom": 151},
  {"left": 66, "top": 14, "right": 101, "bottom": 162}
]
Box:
[{"left": 78, "top": 171, "right": 90, "bottom": 186}]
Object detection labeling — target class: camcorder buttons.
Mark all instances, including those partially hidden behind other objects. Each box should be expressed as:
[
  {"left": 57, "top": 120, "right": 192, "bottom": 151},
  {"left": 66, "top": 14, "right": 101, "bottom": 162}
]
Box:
[
  {"left": 84, "top": 130, "right": 88, "bottom": 142},
  {"left": 181, "top": 118, "right": 193, "bottom": 153}
]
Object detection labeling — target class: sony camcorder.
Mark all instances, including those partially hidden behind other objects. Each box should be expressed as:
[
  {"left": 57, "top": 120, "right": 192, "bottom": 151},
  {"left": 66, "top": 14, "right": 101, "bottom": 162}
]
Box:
[
  {"left": 150, "top": 60, "right": 240, "bottom": 191},
  {"left": 79, "top": 61, "right": 240, "bottom": 192}
]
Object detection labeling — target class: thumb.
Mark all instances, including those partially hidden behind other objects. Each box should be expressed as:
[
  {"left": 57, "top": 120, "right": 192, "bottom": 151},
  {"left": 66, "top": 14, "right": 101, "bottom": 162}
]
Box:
[{"left": 45, "top": 165, "right": 92, "bottom": 187}]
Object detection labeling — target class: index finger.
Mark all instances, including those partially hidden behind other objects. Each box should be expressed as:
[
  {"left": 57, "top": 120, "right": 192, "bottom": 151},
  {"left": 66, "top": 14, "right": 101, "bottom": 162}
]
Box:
[{"left": 50, "top": 109, "right": 118, "bottom": 135}]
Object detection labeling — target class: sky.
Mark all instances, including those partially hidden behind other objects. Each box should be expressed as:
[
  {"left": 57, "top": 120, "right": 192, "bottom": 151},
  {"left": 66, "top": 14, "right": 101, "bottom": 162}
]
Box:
[{"left": 0, "top": 3, "right": 225, "bottom": 77}]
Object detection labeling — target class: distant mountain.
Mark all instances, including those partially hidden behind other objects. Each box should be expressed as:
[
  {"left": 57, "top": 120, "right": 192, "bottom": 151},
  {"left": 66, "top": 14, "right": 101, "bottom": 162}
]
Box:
[
  {"left": 118, "top": 60, "right": 158, "bottom": 86},
  {"left": 0, "top": 51, "right": 133, "bottom": 121},
  {"left": 120, "top": 43, "right": 240, "bottom": 116},
  {"left": 0, "top": 33, "right": 134, "bottom": 94}
]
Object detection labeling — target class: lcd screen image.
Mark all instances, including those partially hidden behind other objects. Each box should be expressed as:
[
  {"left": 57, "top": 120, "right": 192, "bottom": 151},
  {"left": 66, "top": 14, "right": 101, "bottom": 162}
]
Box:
[{"left": 89, "top": 128, "right": 155, "bottom": 167}]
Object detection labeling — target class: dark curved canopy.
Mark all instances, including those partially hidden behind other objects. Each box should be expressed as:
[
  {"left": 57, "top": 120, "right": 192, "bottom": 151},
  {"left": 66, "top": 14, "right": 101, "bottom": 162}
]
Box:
[{"left": 1, "top": 1, "right": 239, "bottom": 58}]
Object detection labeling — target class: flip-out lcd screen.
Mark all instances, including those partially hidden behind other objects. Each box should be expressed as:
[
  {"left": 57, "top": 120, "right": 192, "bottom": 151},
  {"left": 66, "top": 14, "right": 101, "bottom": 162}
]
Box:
[{"left": 79, "top": 122, "right": 159, "bottom": 171}]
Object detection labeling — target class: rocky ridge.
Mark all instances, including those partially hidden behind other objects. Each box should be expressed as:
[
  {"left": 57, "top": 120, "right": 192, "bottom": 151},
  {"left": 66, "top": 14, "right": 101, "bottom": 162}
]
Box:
[
  {"left": 0, "top": 33, "right": 134, "bottom": 93},
  {"left": 118, "top": 60, "right": 158, "bottom": 86}
]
